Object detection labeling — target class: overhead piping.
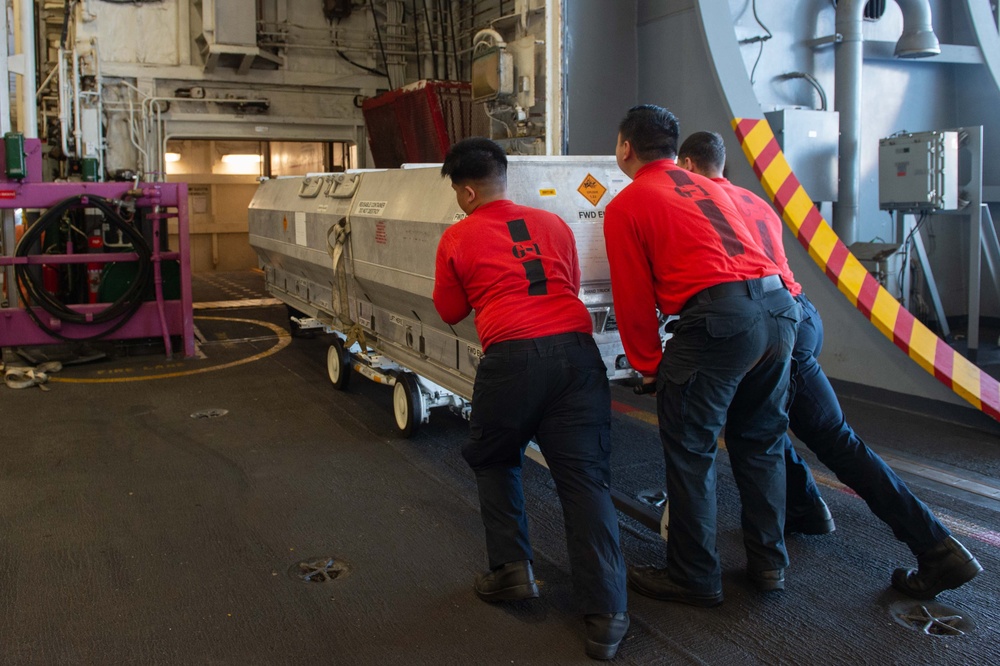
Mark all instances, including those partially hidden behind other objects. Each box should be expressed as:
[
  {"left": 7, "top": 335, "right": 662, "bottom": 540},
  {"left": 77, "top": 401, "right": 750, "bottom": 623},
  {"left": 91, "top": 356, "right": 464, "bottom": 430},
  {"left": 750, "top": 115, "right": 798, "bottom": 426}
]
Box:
[
  {"left": 832, "top": 0, "right": 940, "bottom": 246},
  {"left": 17, "top": 0, "right": 38, "bottom": 137},
  {"left": 893, "top": 0, "right": 941, "bottom": 58}
]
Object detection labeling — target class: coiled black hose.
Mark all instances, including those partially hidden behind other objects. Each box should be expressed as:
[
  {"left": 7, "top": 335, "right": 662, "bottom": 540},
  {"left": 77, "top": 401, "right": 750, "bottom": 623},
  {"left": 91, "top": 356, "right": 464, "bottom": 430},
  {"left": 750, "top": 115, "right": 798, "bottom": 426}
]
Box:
[{"left": 14, "top": 194, "right": 153, "bottom": 341}]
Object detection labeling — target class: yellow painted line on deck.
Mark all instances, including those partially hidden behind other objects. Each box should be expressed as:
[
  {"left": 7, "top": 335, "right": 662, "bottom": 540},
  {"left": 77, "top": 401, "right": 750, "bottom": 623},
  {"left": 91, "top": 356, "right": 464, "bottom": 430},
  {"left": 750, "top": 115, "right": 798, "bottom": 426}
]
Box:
[{"left": 50, "top": 316, "right": 291, "bottom": 384}]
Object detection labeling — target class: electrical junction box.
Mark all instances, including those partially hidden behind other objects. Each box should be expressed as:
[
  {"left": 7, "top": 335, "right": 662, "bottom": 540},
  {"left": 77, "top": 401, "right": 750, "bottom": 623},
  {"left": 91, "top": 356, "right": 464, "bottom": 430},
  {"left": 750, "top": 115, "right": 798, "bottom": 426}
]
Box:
[
  {"left": 878, "top": 130, "right": 959, "bottom": 212},
  {"left": 81, "top": 108, "right": 101, "bottom": 158},
  {"left": 764, "top": 109, "right": 839, "bottom": 202},
  {"left": 4, "top": 133, "right": 26, "bottom": 180}
]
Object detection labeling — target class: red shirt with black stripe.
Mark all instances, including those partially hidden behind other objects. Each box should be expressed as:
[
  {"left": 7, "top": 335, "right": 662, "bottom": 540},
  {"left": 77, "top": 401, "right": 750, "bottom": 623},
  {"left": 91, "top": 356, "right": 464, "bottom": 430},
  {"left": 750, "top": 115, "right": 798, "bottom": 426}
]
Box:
[
  {"left": 604, "top": 159, "right": 781, "bottom": 376},
  {"left": 433, "top": 199, "right": 593, "bottom": 352},
  {"left": 714, "top": 177, "right": 802, "bottom": 297}
]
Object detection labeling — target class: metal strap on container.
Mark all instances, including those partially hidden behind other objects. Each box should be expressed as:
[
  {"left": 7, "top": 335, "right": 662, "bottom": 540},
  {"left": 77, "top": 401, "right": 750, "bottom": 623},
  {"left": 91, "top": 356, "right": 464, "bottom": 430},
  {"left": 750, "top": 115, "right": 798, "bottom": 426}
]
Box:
[{"left": 326, "top": 217, "right": 368, "bottom": 352}]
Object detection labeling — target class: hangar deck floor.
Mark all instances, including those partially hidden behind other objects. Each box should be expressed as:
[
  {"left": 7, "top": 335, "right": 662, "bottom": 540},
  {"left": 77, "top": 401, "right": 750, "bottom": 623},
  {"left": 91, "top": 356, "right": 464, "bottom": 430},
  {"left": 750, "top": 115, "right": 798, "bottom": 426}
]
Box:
[{"left": 0, "top": 270, "right": 997, "bottom": 665}]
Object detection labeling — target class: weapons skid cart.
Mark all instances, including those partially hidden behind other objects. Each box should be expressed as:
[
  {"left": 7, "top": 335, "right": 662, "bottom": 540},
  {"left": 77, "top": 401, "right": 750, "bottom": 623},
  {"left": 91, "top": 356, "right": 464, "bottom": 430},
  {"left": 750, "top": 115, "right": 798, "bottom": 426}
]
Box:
[{"left": 248, "top": 157, "right": 634, "bottom": 436}]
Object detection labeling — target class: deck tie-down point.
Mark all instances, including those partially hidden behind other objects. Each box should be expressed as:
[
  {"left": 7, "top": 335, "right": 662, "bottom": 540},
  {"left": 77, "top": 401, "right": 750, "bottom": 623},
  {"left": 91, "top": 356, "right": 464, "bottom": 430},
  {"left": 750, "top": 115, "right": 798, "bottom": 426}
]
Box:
[
  {"left": 636, "top": 488, "right": 668, "bottom": 508},
  {"left": 288, "top": 557, "right": 351, "bottom": 583},
  {"left": 890, "top": 601, "right": 975, "bottom": 637},
  {"left": 190, "top": 408, "right": 229, "bottom": 419}
]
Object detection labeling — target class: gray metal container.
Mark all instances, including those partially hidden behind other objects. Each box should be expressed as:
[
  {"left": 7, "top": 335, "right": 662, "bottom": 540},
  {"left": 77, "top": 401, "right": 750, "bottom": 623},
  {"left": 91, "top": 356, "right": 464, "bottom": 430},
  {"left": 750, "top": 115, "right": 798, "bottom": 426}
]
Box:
[{"left": 248, "top": 157, "right": 634, "bottom": 409}]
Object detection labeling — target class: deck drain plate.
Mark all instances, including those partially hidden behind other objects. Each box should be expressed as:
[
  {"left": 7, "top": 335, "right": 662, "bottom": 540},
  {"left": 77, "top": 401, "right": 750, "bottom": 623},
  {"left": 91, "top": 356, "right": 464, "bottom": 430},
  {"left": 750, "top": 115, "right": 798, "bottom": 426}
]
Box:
[
  {"left": 191, "top": 408, "right": 228, "bottom": 419},
  {"left": 636, "top": 487, "right": 668, "bottom": 508},
  {"left": 288, "top": 556, "right": 351, "bottom": 583},
  {"left": 890, "top": 601, "right": 976, "bottom": 637}
]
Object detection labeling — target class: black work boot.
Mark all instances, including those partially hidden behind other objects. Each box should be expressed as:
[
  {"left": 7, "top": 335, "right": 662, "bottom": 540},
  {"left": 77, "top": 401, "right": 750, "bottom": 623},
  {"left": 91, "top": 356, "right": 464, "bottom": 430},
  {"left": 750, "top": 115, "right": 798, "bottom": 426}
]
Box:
[
  {"left": 584, "top": 612, "right": 629, "bottom": 660},
  {"left": 785, "top": 498, "right": 836, "bottom": 535},
  {"left": 748, "top": 568, "right": 785, "bottom": 592},
  {"left": 474, "top": 560, "right": 540, "bottom": 602},
  {"left": 891, "top": 536, "right": 983, "bottom": 599},
  {"left": 626, "top": 565, "right": 723, "bottom": 607}
]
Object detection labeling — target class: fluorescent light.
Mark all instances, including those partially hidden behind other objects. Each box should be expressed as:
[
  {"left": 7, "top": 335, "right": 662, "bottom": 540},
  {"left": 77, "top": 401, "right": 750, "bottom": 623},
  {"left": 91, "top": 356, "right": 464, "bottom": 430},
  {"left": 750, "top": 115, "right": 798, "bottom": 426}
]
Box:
[
  {"left": 164, "top": 152, "right": 181, "bottom": 162},
  {"left": 221, "top": 153, "right": 262, "bottom": 164}
]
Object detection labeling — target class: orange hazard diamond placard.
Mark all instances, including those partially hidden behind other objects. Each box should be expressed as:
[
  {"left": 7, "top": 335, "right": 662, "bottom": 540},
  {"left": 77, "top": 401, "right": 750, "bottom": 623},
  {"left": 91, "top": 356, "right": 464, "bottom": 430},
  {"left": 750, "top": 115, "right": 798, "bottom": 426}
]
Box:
[{"left": 577, "top": 173, "right": 607, "bottom": 206}]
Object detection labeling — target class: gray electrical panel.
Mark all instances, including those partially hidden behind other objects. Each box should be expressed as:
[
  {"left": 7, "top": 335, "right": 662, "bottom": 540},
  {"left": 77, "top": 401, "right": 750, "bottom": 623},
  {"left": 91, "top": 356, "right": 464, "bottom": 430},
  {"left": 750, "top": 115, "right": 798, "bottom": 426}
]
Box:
[
  {"left": 210, "top": 0, "right": 256, "bottom": 46},
  {"left": 878, "top": 131, "right": 959, "bottom": 212},
  {"left": 764, "top": 109, "right": 840, "bottom": 202}
]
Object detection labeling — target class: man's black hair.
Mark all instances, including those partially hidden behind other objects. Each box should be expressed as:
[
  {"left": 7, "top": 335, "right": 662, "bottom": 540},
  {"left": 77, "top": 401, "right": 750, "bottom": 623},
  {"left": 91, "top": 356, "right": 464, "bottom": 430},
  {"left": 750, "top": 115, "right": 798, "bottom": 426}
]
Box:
[
  {"left": 677, "top": 131, "right": 726, "bottom": 173},
  {"left": 618, "top": 105, "right": 680, "bottom": 161},
  {"left": 440, "top": 137, "right": 507, "bottom": 185}
]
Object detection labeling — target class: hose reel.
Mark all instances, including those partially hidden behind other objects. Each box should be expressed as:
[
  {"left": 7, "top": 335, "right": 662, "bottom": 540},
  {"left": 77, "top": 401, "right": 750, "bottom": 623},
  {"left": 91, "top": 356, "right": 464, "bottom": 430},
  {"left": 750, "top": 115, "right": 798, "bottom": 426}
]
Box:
[{"left": 14, "top": 194, "right": 153, "bottom": 341}]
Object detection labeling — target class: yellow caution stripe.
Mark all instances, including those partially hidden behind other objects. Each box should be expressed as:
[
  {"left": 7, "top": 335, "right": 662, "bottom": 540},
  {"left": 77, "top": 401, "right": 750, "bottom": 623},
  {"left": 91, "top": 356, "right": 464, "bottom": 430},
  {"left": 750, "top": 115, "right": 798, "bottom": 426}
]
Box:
[{"left": 732, "top": 118, "right": 1000, "bottom": 421}]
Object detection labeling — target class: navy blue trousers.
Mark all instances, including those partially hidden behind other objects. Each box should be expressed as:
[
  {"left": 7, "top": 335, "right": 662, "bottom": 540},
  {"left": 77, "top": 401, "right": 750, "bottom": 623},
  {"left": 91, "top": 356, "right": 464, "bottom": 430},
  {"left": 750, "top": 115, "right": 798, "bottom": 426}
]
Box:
[
  {"left": 463, "top": 332, "right": 627, "bottom": 614},
  {"left": 785, "top": 294, "right": 950, "bottom": 555},
  {"left": 657, "top": 284, "right": 799, "bottom": 593}
]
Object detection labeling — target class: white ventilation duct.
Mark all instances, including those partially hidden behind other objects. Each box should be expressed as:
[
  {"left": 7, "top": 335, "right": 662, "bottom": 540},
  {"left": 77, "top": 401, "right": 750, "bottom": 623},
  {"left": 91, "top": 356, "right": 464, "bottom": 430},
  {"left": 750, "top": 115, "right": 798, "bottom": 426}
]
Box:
[{"left": 833, "top": 0, "right": 940, "bottom": 245}]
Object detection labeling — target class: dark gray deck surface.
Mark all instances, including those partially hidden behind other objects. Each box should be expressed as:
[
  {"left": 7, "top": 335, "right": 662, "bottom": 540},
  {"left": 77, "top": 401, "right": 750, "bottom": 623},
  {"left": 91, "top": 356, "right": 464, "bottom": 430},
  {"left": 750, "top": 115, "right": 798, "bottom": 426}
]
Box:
[{"left": 0, "top": 272, "right": 997, "bottom": 665}]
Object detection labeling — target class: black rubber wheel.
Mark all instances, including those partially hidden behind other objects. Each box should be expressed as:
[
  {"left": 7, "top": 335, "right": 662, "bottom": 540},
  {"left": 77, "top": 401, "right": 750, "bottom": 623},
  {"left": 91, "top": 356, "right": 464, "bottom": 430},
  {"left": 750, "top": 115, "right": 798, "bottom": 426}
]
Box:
[
  {"left": 327, "top": 337, "right": 352, "bottom": 390},
  {"left": 392, "top": 372, "right": 423, "bottom": 438}
]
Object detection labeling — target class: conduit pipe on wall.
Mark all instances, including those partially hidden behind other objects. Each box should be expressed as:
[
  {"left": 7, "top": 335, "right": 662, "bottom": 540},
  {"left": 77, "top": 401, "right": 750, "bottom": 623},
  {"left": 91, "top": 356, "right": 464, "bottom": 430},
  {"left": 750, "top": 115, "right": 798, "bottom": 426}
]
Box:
[
  {"left": 17, "top": 0, "right": 38, "bottom": 137},
  {"left": 833, "top": 0, "right": 940, "bottom": 246}
]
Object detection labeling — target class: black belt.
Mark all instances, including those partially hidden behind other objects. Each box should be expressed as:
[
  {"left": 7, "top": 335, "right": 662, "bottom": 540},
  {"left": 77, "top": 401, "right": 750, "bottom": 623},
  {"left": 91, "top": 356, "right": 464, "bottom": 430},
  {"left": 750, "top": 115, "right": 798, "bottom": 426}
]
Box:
[
  {"left": 684, "top": 274, "right": 785, "bottom": 310},
  {"left": 488, "top": 331, "right": 592, "bottom": 354}
]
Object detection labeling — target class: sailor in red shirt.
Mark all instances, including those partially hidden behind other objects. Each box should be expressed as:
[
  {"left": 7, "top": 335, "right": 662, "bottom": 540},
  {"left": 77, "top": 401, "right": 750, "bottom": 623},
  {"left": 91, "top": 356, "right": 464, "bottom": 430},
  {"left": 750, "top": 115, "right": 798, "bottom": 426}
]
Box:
[
  {"left": 677, "top": 130, "right": 982, "bottom": 600},
  {"left": 433, "top": 138, "right": 628, "bottom": 660},
  {"left": 604, "top": 105, "right": 800, "bottom": 606}
]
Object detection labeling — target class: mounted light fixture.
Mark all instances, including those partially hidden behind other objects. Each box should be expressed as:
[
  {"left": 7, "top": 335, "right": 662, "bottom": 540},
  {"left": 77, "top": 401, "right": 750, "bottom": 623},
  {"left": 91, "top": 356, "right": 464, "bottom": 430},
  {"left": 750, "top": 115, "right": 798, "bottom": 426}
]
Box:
[
  {"left": 221, "top": 154, "right": 262, "bottom": 165},
  {"left": 164, "top": 152, "right": 181, "bottom": 162}
]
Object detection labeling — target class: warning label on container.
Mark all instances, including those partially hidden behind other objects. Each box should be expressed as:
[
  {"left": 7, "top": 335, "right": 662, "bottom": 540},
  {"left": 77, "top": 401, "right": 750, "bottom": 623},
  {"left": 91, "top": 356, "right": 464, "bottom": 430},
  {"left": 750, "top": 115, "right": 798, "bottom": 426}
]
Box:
[
  {"left": 577, "top": 174, "right": 607, "bottom": 206},
  {"left": 295, "top": 211, "right": 306, "bottom": 246},
  {"left": 356, "top": 200, "right": 387, "bottom": 216}
]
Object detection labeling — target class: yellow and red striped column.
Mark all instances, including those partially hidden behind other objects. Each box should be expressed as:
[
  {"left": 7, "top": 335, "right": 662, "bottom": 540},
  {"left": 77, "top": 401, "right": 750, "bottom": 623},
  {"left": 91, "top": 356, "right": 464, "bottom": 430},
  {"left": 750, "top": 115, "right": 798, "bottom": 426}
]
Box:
[{"left": 733, "top": 118, "right": 1000, "bottom": 421}]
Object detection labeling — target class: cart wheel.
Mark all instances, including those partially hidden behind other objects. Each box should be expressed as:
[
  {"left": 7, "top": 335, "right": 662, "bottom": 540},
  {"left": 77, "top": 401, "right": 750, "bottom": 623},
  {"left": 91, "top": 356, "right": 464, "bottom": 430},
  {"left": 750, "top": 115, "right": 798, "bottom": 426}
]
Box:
[
  {"left": 392, "top": 372, "right": 424, "bottom": 438},
  {"left": 327, "top": 337, "right": 352, "bottom": 390}
]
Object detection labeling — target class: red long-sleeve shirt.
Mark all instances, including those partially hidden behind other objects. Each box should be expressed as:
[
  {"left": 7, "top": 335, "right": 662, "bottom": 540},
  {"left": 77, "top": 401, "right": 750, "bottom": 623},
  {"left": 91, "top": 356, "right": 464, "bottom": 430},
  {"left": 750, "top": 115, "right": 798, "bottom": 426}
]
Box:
[
  {"left": 714, "top": 178, "right": 802, "bottom": 297},
  {"left": 433, "top": 199, "right": 593, "bottom": 351},
  {"left": 604, "top": 160, "right": 781, "bottom": 376}
]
